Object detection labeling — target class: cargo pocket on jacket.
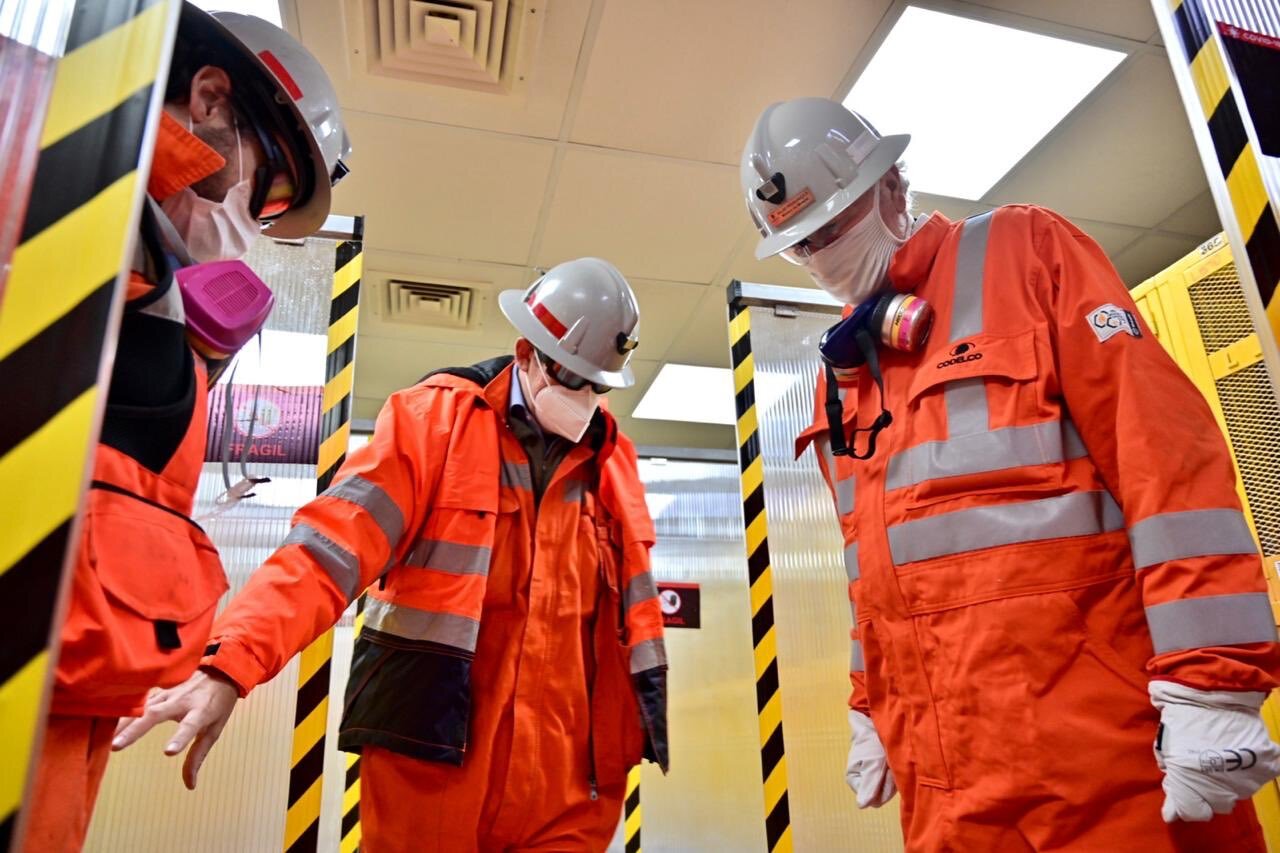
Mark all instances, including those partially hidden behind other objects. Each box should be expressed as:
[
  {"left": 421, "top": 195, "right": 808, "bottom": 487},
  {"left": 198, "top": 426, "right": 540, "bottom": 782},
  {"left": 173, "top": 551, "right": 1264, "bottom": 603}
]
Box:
[
  {"left": 896, "top": 330, "right": 1063, "bottom": 511},
  {"left": 70, "top": 484, "right": 228, "bottom": 697},
  {"left": 337, "top": 628, "right": 473, "bottom": 765}
]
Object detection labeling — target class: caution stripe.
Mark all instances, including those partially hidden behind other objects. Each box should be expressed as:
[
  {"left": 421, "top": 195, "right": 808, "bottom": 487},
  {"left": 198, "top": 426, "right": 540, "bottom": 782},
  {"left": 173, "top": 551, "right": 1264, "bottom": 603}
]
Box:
[
  {"left": 728, "top": 301, "right": 793, "bottom": 853},
  {"left": 0, "top": 1, "right": 178, "bottom": 848},
  {"left": 1171, "top": 0, "right": 1280, "bottom": 322},
  {"left": 284, "top": 234, "right": 364, "bottom": 853},
  {"left": 624, "top": 766, "right": 641, "bottom": 853},
  {"left": 340, "top": 596, "right": 366, "bottom": 853}
]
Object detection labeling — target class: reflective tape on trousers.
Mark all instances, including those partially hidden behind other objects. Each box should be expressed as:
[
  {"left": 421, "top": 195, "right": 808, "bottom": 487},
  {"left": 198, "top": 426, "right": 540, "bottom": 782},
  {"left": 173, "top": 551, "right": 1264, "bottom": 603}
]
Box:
[
  {"left": 1145, "top": 592, "right": 1278, "bottom": 655},
  {"left": 403, "top": 539, "right": 491, "bottom": 576},
  {"left": 888, "top": 490, "right": 1125, "bottom": 565},
  {"left": 362, "top": 597, "right": 480, "bottom": 651},
  {"left": 850, "top": 640, "right": 865, "bottom": 673},
  {"left": 323, "top": 475, "right": 405, "bottom": 548},
  {"left": 286, "top": 524, "right": 360, "bottom": 601},
  {"left": 886, "top": 419, "right": 1088, "bottom": 492},
  {"left": 1128, "top": 508, "right": 1258, "bottom": 569},
  {"left": 631, "top": 637, "right": 667, "bottom": 673}
]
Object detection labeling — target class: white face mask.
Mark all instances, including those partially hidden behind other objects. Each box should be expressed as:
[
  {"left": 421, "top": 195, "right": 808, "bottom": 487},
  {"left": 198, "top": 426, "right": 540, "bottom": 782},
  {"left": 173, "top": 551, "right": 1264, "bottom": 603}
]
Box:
[
  {"left": 519, "top": 355, "right": 599, "bottom": 443},
  {"left": 805, "top": 187, "right": 910, "bottom": 306},
  {"left": 160, "top": 114, "right": 261, "bottom": 263}
]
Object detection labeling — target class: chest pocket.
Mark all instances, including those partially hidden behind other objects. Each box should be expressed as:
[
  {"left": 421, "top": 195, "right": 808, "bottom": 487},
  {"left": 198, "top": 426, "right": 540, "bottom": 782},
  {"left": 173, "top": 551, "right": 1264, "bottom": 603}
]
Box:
[{"left": 890, "top": 329, "right": 1072, "bottom": 509}]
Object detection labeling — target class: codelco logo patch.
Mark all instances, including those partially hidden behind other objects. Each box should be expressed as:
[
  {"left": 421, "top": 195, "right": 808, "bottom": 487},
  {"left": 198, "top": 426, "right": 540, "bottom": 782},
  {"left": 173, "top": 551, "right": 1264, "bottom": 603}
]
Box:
[{"left": 937, "top": 341, "right": 982, "bottom": 369}]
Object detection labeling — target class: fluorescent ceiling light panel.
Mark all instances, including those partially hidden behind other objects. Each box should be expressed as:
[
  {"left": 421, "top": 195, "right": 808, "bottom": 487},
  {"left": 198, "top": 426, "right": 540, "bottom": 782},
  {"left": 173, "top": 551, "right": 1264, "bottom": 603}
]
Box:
[
  {"left": 844, "top": 6, "right": 1125, "bottom": 200},
  {"left": 190, "top": 0, "right": 282, "bottom": 27},
  {"left": 632, "top": 364, "right": 796, "bottom": 425}
]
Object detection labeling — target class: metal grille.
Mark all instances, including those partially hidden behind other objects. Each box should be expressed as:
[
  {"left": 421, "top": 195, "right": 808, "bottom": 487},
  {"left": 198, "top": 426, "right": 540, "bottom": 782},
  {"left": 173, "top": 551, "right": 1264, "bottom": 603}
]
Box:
[
  {"left": 1187, "top": 264, "right": 1255, "bottom": 351},
  {"left": 1216, "top": 361, "right": 1280, "bottom": 556}
]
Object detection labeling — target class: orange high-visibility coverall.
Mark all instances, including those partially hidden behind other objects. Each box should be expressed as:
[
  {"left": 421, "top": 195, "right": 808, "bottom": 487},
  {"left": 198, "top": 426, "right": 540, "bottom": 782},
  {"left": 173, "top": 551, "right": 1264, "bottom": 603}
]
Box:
[
  {"left": 24, "top": 114, "right": 230, "bottom": 853},
  {"left": 202, "top": 359, "right": 667, "bottom": 852},
  {"left": 797, "top": 206, "right": 1279, "bottom": 851}
]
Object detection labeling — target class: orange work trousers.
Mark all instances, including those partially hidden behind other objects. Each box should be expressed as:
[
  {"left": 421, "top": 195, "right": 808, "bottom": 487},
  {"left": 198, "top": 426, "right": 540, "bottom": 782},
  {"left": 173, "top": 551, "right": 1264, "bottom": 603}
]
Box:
[{"left": 21, "top": 715, "right": 115, "bottom": 853}]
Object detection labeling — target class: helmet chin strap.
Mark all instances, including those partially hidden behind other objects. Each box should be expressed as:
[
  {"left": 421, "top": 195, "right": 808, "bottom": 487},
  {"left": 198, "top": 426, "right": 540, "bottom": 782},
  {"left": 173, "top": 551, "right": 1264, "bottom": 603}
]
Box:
[{"left": 825, "top": 327, "right": 893, "bottom": 460}]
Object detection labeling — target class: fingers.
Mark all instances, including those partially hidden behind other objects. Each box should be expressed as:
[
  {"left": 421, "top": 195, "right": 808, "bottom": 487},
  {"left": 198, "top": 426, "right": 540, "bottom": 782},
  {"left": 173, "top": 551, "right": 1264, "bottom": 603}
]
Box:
[
  {"left": 112, "top": 704, "right": 170, "bottom": 751},
  {"left": 181, "top": 716, "right": 229, "bottom": 791}
]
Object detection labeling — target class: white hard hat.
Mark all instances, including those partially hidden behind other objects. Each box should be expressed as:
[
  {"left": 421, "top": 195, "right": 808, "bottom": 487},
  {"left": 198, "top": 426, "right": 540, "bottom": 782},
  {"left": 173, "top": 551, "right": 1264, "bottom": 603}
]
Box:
[
  {"left": 742, "top": 98, "right": 909, "bottom": 260},
  {"left": 499, "top": 258, "right": 640, "bottom": 389},
  {"left": 178, "top": 4, "right": 351, "bottom": 238}
]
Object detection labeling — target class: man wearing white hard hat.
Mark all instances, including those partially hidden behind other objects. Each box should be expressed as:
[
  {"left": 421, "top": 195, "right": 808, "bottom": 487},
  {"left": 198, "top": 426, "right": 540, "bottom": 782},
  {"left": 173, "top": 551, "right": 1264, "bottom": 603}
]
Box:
[
  {"left": 23, "top": 5, "right": 352, "bottom": 851},
  {"left": 114, "top": 258, "right": 669, "bottom": 851},
  {"left": 742, "top": 97, "right": 1280, "bottom": 850}
]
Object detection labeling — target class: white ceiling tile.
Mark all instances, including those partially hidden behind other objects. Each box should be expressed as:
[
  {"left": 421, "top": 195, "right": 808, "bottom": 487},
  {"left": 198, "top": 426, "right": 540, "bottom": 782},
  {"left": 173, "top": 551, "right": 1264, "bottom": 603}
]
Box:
[
  {"left": 570, "top": 0, "right": 893, "bottom": 164},
  {"left": 913, "top": 192, "right": 975, "bottom": 223},
  {"left": 1159, "top": 190, "right": 1223, "bottom": 238},
  {"left": 659, "top": 287, "right": 735, "bottom": 369},
  {"left": 987, "top": 53, "right": 1208, "bottom": 227},
  {"left": 1068, "top": 217, "right": 1147, "bottom": 257},
  {"left": 963, "top": 0, "right": 1158, "bottom": 42},
  {"left": 1110, "top": 232, "right": 1203, "bottom": 286},
  {"left": 298, "top": 0, "right": 593, "bottom": 139},
  {"left": 536, "top": 149, "right": 742, "bottom": 282},
  {"left": 332, "top": 113, "right": 555, "bottom": 265}
]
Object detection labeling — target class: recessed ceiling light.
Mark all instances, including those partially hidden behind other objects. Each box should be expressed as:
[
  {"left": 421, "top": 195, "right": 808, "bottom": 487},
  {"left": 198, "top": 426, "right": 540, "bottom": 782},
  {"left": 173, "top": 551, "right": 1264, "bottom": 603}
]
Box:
[
  {"left": 190, "top": 0, "right": 282, "bottom": 27},
  {"left": 844, "top": 5, "right": 1126, "bottom": 200},
  {"left": 632, "top": 363, "right": 796, "bottom": 425}
]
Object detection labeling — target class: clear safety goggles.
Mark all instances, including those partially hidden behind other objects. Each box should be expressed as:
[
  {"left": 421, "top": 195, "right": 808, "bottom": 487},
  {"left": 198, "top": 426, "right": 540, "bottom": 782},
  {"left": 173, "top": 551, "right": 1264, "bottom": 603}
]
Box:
[{"left": 538, "top": 351, "right": 612, "bottom": 395}]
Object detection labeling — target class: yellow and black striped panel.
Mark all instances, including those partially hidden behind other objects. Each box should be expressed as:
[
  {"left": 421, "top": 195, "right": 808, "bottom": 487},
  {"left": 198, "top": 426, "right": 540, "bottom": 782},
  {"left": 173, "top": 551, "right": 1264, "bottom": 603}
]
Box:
[
  {"left": 728, "top": 301, "right": 793, "bottom": 853},
  {"left": 339, "top": 596, "right": 366, "bottom": 853},
  {"left": 624, "top": 766, "right": 641, "bottom": 853},
  {"left": 0, "top": 1, "right": 177, "bottom": 848},
  {"left": 284, "top": 232, "right": 363, "bottom": 853},
  {"left": 1170, "top": 0, "right": 1280, "bottom": 341}
]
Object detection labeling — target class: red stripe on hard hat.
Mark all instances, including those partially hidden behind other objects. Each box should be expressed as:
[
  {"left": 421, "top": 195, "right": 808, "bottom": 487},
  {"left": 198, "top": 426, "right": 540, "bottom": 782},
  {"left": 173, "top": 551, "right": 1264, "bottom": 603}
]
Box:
[
  {"left": 258, "top": 50, "right": 303, "bottom": 100},
  {"left": 527, "top": 296, "right": 568, "bottom": 338}
]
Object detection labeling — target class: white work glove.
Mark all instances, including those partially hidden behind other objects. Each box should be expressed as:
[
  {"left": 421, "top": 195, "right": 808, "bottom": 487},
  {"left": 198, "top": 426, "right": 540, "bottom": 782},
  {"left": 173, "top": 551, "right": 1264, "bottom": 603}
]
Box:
[
  {"left": 846, "top": 709, "right": 897, "bottom": 808},
  {"left": 1150, "top": 679, "right": 1280, "bottom": 823}
]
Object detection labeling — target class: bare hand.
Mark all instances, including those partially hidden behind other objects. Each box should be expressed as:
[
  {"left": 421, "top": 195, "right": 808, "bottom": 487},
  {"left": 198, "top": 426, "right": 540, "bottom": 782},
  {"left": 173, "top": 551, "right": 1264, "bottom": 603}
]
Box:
[{"left": 112, "top": 668, "right": 240, "bottom": 790}]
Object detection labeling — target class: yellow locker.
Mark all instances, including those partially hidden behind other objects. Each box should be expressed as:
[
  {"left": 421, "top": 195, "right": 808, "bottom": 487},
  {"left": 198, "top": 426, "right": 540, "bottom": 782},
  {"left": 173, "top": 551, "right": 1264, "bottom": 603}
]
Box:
[{"left": 1131, "top": 234, "right": 1280, "bottom": 848}]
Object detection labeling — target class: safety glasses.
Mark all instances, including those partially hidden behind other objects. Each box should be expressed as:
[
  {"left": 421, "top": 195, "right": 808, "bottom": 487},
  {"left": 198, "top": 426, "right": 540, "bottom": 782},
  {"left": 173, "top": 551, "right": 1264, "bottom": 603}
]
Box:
[
  {"left": 234, "top": 104, "right": 299, "bottom": 221},
  {"left": 538, "top": 351, "right": 612, "bottom": 394},
  {"left": 780, "top": 200, "right": 868, "bottom": 264}
]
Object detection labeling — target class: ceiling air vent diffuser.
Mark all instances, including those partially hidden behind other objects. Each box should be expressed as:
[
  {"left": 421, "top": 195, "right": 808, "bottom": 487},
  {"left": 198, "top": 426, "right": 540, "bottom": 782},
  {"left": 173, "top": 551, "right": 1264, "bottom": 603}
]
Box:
[
  {"left": 363, "top": 0, "right": 544, "bottom": 94},
  {"left": 384, "top": 279, "right": 477, "bottom": 329}
]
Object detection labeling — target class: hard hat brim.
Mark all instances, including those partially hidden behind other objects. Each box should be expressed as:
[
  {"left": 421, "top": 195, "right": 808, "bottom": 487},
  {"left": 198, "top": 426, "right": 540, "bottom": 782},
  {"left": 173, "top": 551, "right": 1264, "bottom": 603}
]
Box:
[
  {"left": 753, "top": 132, "right": 911, "bottom": 260},
  {"left": 178, "top": 6, "right": 332, "bottom": 239},
  {"left": 499, "top": 289, "right": 636, "bottom": 389}
]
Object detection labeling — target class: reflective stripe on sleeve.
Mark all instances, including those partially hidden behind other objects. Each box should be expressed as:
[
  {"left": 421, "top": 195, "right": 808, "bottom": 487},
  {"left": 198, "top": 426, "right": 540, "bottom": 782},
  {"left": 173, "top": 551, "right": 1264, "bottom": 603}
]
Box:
[
  {"left": 1128, "top": 509, "right": 1258, "bottom": 569},
  {"left": 1145, "top": 593, "right": 1278, "bottom": 655},
  {"left": 284, "top": 524, "right": 360, "bottom": 601}
]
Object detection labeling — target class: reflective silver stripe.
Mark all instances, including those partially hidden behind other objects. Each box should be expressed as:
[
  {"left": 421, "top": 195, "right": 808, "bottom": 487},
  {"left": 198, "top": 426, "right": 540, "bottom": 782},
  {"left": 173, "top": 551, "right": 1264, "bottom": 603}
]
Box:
[
  {"left": 324, "top": 475, "right": 405, "bottom": 547},
  {"left": 630, "top": 637, "right": 667, "bottom": 673},
  {"left": 850, "top": 640, "right": 865, "bottom": 673},
  {"left": 888, "top": 490, "right": 1124, "bottom": 565},
  {"left": 501, "top": 459, "right": 532, "bottom": 491},
  {"left": 886, "top": 419, "right": 1090, "bottom": 491},
  {"left": 950, "top": 211, "right": 992, "bottom": 341},
  {"left": 362, "top": 597, "right": 480, "bottom": 650},
  {"left": 562, "top": 478, "right": 586, "bottom": 504},
  {"left": 944, "top": 378, "right": 988, "bottom": 437},
  {"left": 817, "top": 436, "right": 835, "bottom": 477},
  {"left": 285, "top": 524, "right": 359, "bottom": 601},
  {"left": 1129, "top": 509, "right": 1258, "bottom": 569},
  {"left": 835, "top": 476, "right": 855, "bottom": 516},
  {"left": 404, "top": 539, "right": 491, "bottom": 576},
  {"left": 626, "top": 572, "right": 658, "bottom": 608},
  {"left": 843, "top": 541, "right": 860, "bottom": 582},
  {"left": 1145, "top": 593, "right": 1278, "bottom": 655}
]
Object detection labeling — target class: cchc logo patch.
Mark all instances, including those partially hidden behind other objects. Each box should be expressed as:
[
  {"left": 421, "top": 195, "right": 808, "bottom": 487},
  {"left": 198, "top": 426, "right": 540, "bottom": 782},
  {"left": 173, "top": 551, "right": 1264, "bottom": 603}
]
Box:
[
  {"left": 937, "top": 341, "right": 983, "bottom": 369},
  {"left": 1087, "top": 303, "right": 1142, "bottom": 343}
]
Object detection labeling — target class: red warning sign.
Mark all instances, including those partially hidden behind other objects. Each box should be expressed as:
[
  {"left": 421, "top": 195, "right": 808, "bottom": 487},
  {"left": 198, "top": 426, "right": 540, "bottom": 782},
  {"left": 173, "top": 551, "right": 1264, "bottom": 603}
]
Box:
[{"left": 657, "top": 582, "right": 700, "bottom": 629}]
